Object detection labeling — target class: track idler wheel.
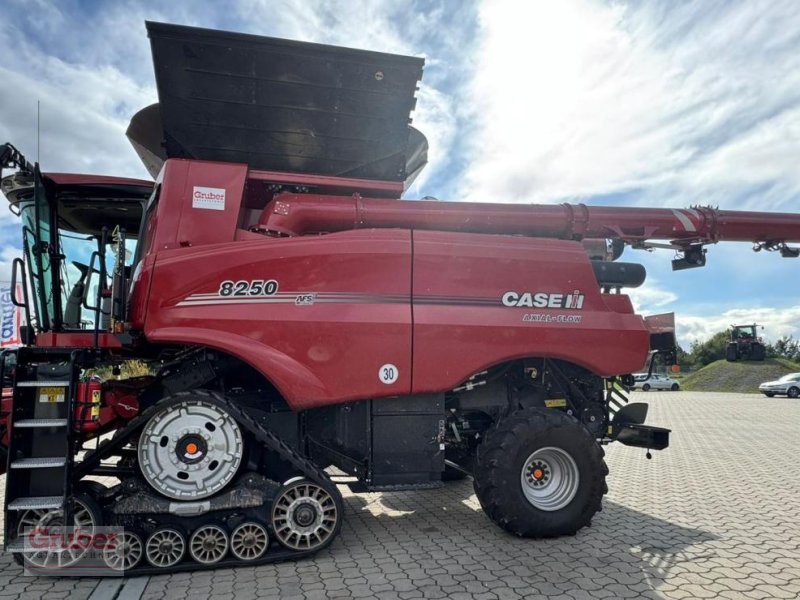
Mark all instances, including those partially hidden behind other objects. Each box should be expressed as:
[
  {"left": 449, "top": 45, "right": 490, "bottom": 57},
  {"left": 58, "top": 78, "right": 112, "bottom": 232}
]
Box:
[
  {"left": 15, "top": 494, "right": 101, "bottom": 570},
  {"left": 145, "top": 528, "right": 186, "bottom": 568},
  {"left": 189, "top": 524, "right": 229, "bottom": 565},
  {"left": 271, "top": 478, "right": 341, "bottom": 551},
  {"left": 230, "top": 522, "right": 270, "bottom": 561}
]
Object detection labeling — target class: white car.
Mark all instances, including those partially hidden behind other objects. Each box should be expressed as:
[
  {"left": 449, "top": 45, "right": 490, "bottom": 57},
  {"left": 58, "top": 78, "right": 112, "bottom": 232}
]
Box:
[
  {"left": 759, "top": 373, "right": 800, "bottom": 398},
  {"left": 631, "top": 373, "right": 681, "bottom": 391}
]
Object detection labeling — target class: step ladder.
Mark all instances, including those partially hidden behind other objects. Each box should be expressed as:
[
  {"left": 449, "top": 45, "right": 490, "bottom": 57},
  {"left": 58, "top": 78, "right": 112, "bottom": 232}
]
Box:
[{"left": 3, "top": 348, "right": 79, "bottom": 553}]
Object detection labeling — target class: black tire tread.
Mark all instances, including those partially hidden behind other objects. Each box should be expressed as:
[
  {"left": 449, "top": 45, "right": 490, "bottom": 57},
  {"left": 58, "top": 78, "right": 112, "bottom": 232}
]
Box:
[{"left": 473, "top": 408, "right": 608, "bottom": 538}]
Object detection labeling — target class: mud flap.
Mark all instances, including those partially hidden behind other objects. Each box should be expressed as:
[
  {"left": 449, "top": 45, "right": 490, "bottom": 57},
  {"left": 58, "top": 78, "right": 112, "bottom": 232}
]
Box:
[{"left": 611, "top": 402, "right": 670, "bottom": 451}]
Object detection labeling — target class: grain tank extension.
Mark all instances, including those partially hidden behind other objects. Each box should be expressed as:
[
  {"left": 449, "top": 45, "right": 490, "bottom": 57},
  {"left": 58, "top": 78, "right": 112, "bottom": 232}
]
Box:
[{"left": 1, "top": 22, "right": 799, "bottom": 574}]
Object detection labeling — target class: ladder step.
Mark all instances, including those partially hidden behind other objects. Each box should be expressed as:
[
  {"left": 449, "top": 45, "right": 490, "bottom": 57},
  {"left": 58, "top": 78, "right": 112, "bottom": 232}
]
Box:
[
  {"left": 8, "top": 496, "right": 64, "bottom": 510},
  {"left": 14, "top": 419, "right": 68, "bottom": 428},
  {"left": 10, "top": 457, "right": 67, "bottom": 469},
  {"left": 4, "top": 538, "right": 59, "bottom": 554},
  {"left": 16, "top": 381, "right": 69, "bottom": 388}
]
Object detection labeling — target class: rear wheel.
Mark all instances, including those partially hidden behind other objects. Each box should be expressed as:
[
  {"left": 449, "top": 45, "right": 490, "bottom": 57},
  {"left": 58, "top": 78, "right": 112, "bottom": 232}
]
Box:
[
  {"left": 642, "top": 383, "right": 651, "bottom": 392},
  {"left": 671, "top": 383, "right": 679, "bottom": 391},
  {"left": 473, "top": 408, "right": 607, "bottom": 537},
  {"left": 789, "top": 387, "right": 799, "bottom": 399}
]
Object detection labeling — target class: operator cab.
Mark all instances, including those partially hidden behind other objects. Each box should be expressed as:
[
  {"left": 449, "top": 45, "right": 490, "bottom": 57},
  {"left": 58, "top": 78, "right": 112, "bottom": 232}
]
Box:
[{"left": 1, "top": 146, "right": 153, "bottom": 339}]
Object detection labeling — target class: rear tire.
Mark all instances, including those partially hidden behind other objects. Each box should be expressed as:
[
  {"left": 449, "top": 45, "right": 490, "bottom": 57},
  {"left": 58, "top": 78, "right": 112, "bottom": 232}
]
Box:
[
  {"left": 788, "top": 387, "right": 799, "bottom": 399},
  {"left": 642, "top": 383, "right": 651, "bottom": 392},
  {"left": 473, "top": 408, "right": 607, "bottom": 538},
  {"left": 671, "top": 383, "right": 679, "bottom": 391}
]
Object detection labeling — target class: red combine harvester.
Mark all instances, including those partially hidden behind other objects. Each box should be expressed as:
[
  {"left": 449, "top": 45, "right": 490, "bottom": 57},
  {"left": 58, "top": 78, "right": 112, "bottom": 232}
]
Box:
[{"left": 1, "top": 23, "right": 799, "bottom": 573}]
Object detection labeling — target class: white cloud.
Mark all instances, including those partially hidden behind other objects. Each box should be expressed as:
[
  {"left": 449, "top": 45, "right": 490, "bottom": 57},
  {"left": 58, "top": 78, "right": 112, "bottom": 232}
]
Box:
[
  {"left": 628, "top": 278, "right": 678, "bottom": 315},
  {"left": 0, "top": 244, "right": 21, "bottom": 283},
  {"left": 678, "top": 306, "right": 800, "bottom": 347},
  {"left": 460, "top": 0, "right": 800, "bottom": 209}
]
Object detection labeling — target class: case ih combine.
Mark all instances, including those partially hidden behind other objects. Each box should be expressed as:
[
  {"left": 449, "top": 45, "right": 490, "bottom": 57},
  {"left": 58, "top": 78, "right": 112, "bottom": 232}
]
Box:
[{"left": 1, "top": 23, "right": 799, "bottom": 574}]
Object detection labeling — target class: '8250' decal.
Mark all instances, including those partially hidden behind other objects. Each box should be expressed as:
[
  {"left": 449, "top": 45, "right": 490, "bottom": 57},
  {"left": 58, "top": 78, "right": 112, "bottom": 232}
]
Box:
[{"left": 218, "top": 279, "right": 279, "bottom": 297}]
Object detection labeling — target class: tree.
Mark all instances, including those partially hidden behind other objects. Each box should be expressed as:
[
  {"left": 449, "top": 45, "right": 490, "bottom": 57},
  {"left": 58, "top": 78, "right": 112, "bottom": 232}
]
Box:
[
  {"left": 768, "top": 336, "right": 800, "bottom": 362},
  {"left": 689, "top": 330, "right": 730, "bottom": 367}
]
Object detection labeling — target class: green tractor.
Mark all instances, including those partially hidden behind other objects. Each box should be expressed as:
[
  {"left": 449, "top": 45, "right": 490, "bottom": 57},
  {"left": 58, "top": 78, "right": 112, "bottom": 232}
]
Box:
[{"left": 726, "top": 324, "right": 766, "bottom": 362}]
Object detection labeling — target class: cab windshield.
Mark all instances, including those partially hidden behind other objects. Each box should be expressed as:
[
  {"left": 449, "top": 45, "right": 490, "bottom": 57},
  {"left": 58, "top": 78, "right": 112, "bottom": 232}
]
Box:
[{"left": 15, "top": 168, "right": 150, "bottom": 333}]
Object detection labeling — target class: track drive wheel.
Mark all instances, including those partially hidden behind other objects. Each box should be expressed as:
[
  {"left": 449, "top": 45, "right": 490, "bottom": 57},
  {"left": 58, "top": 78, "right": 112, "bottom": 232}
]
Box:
[
  {"left": 271, "top": 478, "right": 342, "bottom": 552},
  {"left": 473, "top": 408, "right": 607, "bottom": 538},
  {"left": 138, "top": 393, "right": 244, "bottom": 500}
]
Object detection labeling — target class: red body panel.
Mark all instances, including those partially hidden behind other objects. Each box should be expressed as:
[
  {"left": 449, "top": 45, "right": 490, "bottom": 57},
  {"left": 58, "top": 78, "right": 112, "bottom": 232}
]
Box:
[
  {"left": 411, "top": 232, "right": 648, "bottom": 393},
  {"left": 120, "top": 159, "right": 652, "bottom": 410},
  {"left": 36, "top": 333, "right": 123, "bottom": 348},
  {"left": 141, "top": 230, "right": 413, "bottom": 410}
]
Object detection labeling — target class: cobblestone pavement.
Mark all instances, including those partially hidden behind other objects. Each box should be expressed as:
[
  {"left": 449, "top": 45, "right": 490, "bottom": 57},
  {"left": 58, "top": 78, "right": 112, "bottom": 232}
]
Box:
[{"left": 0, "top": 391, "right": 799, "bottom": 599}]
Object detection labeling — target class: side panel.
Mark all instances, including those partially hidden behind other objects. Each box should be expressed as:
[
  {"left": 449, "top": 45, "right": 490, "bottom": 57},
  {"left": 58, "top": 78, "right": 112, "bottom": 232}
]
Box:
[
  {"left": 411, "top": 231, "right": 650, "bottom": 393},
  {"left": 143, "top": 229, "right": 412, "bottom": 409}
]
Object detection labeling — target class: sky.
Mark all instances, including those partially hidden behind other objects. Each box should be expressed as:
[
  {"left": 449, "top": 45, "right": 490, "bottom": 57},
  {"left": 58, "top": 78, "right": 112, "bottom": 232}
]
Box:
[{"left": 1, "top": 0, "right": 799, "bottom": 348}]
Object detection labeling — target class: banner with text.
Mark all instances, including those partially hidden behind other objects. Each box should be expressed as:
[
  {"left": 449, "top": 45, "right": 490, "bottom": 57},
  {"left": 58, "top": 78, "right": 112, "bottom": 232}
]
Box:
[{"left": 1, "top": 282, "right": 22, "bottom": 347}]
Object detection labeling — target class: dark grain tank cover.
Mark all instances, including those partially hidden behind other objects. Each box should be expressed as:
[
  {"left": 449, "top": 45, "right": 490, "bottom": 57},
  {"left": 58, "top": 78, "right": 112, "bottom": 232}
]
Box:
[{"left": 138, "top": 22, "right": 427, "bottom": 184}]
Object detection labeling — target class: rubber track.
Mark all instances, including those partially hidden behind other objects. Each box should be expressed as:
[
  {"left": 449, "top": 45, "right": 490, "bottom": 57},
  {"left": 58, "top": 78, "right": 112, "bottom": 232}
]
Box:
[{"left": 60, "top": 389, "right": 343, "bottom": 574}]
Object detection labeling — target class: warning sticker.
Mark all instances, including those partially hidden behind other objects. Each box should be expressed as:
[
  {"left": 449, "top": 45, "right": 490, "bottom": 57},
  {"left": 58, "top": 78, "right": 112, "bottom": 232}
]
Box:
[{"left": 38, "top": 386, "right": 66, "bottom": 403}]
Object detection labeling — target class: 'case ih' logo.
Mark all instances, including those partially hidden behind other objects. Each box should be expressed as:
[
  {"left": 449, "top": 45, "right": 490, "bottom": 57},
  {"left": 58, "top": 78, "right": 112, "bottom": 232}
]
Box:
[
  {"left": 502, "top": 290, "right": 585, "bottom": 309},
  {"left": 192, "top": 186, "right": 226, "bottom": 211}
]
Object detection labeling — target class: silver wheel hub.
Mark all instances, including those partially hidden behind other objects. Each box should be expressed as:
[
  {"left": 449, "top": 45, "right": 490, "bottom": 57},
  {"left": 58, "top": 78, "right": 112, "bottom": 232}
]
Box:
[
  {"left": 520, "top": 446, "right": 580, "bottom": 511},
  {"left": 138, "top": 399, "right": 243, "bottom": 500},
  {"left": 272, "top": 480, "right": 338, "bottom": 551}
]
